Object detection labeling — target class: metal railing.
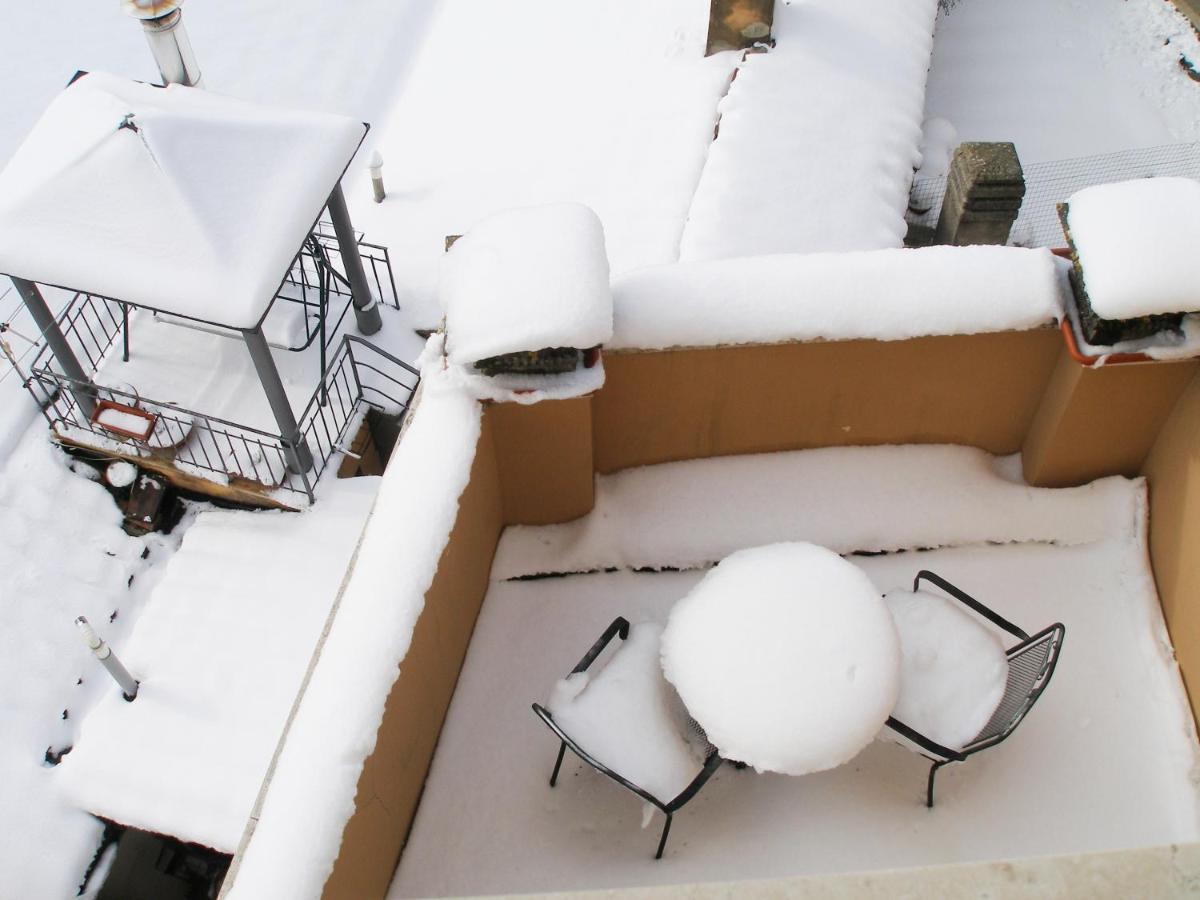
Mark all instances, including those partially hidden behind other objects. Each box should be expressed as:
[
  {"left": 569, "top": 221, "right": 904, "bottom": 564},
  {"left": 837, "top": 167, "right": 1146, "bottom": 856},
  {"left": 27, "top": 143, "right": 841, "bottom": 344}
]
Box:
[
  {"left": 295, "top": 335, "right": 421, "bottom": 489},
  {"left": 7, "top": 252, "right": 418, "bottom": 503},
  {"left": 907, "top": 142, "right": 1200, "bottom": 248},
  {"left": 21, "top": 333, "right": 419, "bottom": 503},
  {"left": 275, "top": 222, "right": 400, "bottom": 353}
]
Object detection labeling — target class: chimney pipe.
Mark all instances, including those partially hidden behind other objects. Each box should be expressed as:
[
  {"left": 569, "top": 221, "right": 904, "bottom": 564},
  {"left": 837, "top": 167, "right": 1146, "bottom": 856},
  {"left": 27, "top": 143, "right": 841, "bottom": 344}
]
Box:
[{"left": 122, "top": 0, "right": 203, "bottom": 88}]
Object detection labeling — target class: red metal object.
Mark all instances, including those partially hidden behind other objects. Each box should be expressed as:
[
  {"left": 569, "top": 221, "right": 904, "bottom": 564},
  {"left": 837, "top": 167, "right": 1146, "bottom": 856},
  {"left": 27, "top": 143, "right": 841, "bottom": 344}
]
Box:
[
  {"left": 91, "top": 399, "right": 158, "bottom": 441},
  {"left": 1060, "top": 319, "right": 1151, "bottom": 368}
]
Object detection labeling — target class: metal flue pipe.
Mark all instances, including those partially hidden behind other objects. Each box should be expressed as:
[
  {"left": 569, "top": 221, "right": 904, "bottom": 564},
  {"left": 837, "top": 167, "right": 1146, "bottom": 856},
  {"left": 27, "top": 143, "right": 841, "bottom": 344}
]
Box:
[
  {"left": 76, "top": 617, "right": 138, "bottom": 701},
  {"left": 122, "top": 0, "right": 204, "bottom": 88}
]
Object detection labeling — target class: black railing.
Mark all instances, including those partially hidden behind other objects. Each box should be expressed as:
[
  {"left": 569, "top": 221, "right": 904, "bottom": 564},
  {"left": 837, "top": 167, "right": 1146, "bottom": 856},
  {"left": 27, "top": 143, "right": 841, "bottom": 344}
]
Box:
[
  {"left": 26, "top": 333, "right": 419, "bottom": 503},
  {"left": 295, "top": 336, "right": 421, "bottom": 488},
  {"left": 274, "top": 222, "right": 400, "bottom": 353}
]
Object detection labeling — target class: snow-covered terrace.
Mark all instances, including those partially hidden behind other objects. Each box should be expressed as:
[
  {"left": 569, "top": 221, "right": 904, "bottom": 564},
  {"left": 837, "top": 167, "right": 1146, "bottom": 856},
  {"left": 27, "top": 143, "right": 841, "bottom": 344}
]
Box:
[
  {"left": 216, "top": 236, "right": 1200, "bottom": 899},
  {"left": 390, "top": 449, "right": 1198, "bottom": 897}
]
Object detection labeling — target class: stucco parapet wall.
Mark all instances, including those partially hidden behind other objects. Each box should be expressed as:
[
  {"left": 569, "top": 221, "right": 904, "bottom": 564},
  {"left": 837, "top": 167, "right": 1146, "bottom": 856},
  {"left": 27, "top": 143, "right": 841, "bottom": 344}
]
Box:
[
  {"left": 479, "top": 843, "right": 1200, "bottom": 900},
  {"left": 608, "top": 246, "right": 1065, "bottom": 352},
  {"left": 1173, "top": 0, "right": 1200, "bottom": 30}
]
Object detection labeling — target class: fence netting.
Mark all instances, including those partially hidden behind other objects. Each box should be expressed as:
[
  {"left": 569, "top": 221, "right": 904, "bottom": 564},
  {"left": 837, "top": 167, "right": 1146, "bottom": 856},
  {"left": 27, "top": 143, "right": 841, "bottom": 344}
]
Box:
[{"left": 907, "top": 142, "right": 1200, "bottom": 248}]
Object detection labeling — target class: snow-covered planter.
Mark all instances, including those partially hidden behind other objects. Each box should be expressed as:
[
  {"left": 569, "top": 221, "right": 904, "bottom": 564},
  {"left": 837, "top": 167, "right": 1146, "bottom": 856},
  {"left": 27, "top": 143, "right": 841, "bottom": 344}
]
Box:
[
  {"left": 1062, "top": 178, "right": 1200, "bottom": 347},
  {"left": 442, "top": 203, "right": 613, "bottom": 379}
]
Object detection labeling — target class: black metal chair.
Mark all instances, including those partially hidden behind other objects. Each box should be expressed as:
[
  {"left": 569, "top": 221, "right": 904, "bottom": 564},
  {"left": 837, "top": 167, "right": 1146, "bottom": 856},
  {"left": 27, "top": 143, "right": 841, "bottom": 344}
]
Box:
[
  {"left": 885, "top": 570, "right": 1065, "bottom": 807},
  {"left": 532, "top": 617, "right": 724, "bottom": 859}
]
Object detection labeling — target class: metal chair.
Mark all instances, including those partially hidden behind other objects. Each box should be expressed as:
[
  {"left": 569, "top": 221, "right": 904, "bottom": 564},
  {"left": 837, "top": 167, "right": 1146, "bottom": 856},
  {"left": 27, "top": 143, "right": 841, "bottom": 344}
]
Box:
[
  {"left": 885, "top": 570, "right": 1065, "bottom": 807},
  {"left": 532, "top": 617, "right": 724, "bottom": 859}
]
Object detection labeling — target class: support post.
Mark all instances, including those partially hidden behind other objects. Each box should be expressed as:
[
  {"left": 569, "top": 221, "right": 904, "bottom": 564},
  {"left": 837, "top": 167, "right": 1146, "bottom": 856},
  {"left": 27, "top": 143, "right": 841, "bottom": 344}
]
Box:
[
  {"left": 11, "top": 277, "right": 96, "bottom": 418},
  {"left": 934, "top": 142, "right": 1025, "bottom": 246},
  {"left": 243, "top": 327, "right": 314, "bottom": 474},
  {"left": 327, "top": 184, "right": 383, "bottom": 335},
  {"left": 76, "top": 617, "right": 138, "bottom": 701}
]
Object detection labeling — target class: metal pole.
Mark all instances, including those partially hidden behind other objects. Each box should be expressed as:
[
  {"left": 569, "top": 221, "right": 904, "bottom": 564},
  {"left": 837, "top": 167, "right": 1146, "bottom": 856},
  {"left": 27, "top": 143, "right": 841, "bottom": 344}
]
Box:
[
  {"left": 124, "top": 2, "right": 204, "bottom": 88},
  {"left": 368, "top": 150, "right": 386, "bottom": 203},
  {"left": 11, "top": 277, "right": 96, "bottom": 418},
  {"left": 243, "top": 327, "right": 314, "bottom": 473},
  {"left": 326, "top": 185, "right": 383, "bottom": 335},
  {"left": 76, "top": 617, "right": 138, "bottom": 701}
]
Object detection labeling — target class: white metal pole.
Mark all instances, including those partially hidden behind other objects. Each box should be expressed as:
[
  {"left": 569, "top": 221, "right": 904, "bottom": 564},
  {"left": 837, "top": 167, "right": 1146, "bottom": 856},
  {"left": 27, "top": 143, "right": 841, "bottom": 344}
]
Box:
[{"left": 76, "top": 617, "right": 138, "bottom": 701}]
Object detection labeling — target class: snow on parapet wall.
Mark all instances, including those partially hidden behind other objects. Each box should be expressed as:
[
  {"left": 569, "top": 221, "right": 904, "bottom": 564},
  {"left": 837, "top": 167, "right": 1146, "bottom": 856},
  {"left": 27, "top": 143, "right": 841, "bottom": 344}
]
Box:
[
  {"left": 443, "top": 203, "right": 613, "bottom": 365},
  {"left": 225, "top": 365, "right": 481, "bottom": 900},
  {"left": 678, "top": 0, "right": 939, "bottom": 261},
  {"left": 1066, "top": 177, "right": 1200, "bottom": 320},
  {"left": 492, "top": 445, "right": 1138, "bottom": 580},
  {"left": 609, "top": 246, "right": 1065, "bottom": 351}
]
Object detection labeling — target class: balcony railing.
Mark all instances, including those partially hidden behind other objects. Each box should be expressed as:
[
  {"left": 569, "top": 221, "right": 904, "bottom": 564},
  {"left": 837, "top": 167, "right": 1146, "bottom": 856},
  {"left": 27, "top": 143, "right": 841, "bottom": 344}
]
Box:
[
  {"left": 23, "top": 333, "right": 419, "bottom": 503},
  {"left": 4, "top": 241, "right": 419, "bottom": 504}
]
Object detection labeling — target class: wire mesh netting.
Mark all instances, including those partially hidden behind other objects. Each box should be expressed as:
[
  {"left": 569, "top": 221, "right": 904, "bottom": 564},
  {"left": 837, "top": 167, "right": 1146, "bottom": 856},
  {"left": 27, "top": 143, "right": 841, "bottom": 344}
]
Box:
[{"left": 907, "top": 142, "right": 1200, "bottom": 248}]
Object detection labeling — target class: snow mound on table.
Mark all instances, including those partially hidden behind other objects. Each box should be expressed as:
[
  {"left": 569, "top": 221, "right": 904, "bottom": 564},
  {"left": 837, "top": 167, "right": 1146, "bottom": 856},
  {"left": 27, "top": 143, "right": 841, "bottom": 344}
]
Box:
[
  {"left": 678, "top": 0, "right": 939, "bottom": 260},
  {"left": 1066, "top": 177, "right": 1200, "bottom": 320},
  {"left": 493, "top": 444, "right": 1140, "bottom": 580},
  {"left": 547, "top": 622, "right": 701, "bottom": 803},
  {"left": 884, "top": 588, "right": 1008, "bottom": 751},
  {"left": 661, "top": 543, "right": 899, "bottom": 776},
  {"left": 443, "top": 203, "right": 613, "bottom": 366},
  {"left": 610, "top": 246, "right": 1063, "bottom": 350}
]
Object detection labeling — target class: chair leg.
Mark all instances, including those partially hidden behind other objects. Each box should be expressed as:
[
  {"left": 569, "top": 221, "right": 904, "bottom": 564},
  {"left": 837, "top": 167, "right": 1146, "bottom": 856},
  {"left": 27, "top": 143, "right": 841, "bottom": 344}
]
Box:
[
  {"left": 927, "top": 759, "right": 950, "bottom": 808},
  {"left": 549, "top": 741, "right": 567, "bottom": 787},
  {"left": 655, "top": 813, "right": 673, "bottom": 860}
]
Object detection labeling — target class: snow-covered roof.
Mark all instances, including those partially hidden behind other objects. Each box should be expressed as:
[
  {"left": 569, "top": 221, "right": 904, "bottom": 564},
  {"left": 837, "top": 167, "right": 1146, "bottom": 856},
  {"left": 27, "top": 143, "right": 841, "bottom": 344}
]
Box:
[
  {"left": 1066, "top": 177, "right": 1200, "bottom": 320},
  {"left": 442, "top": 203, "right": 613, "bottom": 365},
  {"left": 0, "top": 71, "right": 366, "bottom": 329}
]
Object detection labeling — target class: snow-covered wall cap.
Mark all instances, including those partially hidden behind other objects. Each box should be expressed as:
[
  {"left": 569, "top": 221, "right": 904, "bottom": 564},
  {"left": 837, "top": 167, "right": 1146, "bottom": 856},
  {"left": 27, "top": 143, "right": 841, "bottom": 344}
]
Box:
[
  {"left": 0, "top": 71, "right": 365, "bottom": 328},
  {"left": 442, "top": 202, "right": 613, "bottom": 365},
  {"left": 609, "top": 246, "right": 1065, "bottom": 352},
  {"left": 1066, "top": 177, "right": 1200, "bottom": 320},
  {"left": 224, "top": 361, "right": 482, "bottom": 900}
]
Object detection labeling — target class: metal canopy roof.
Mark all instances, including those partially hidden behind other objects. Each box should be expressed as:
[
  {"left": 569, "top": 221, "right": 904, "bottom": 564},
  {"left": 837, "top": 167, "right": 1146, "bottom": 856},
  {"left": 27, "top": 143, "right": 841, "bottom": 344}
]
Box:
[{"left": 0, "top": 71, "right": 366, "bottom": 329}]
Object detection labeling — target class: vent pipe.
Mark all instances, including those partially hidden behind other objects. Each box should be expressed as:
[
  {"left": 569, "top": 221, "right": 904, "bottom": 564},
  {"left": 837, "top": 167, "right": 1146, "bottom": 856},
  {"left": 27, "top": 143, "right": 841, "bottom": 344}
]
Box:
[{"left": 122, "top": 0, "right": 204, "bottom": 88}]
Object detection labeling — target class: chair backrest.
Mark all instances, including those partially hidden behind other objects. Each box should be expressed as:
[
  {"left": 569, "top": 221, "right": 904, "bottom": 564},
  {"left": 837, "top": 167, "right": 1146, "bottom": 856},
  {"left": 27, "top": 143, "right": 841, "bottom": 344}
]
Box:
[{"left": 962, "top": 622, "right": 1065, "bottom": 755}]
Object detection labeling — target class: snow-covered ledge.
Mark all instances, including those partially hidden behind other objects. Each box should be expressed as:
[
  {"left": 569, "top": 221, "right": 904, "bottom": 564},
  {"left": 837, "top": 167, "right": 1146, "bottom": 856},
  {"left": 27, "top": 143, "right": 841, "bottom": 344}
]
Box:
[
  {"left": 221, "top": 366, "right": 484, "bottom": 900},
  {"left": 609, "top": 246, "right": 1066, "bottom": 352}
]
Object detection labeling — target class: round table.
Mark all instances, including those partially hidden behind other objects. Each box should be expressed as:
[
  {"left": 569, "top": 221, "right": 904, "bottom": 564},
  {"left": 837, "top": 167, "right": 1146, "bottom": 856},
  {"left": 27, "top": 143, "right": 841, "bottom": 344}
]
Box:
[{"left": 660, "top": 542, "right": 900, "bottom": 776}]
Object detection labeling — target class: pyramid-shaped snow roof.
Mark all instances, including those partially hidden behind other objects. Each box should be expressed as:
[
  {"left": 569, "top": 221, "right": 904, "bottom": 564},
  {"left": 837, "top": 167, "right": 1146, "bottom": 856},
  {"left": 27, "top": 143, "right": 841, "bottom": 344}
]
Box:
[{"left": 0, "top": 71, "right": 366, "bottom": 328}]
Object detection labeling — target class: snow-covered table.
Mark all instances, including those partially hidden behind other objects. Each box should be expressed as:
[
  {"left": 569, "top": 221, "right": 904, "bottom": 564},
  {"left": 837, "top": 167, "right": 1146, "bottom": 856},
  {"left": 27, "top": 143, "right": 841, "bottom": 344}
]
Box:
[{"left": 660, "top": 542, "right": 901, "bottom": 775}]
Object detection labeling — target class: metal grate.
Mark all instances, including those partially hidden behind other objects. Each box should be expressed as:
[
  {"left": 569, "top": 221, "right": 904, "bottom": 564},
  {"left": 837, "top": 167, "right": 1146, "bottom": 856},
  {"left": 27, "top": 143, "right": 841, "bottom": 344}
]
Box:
[
  {"left": 908, "top": 142, "right": 1200, "bottom": 248},
  {"left": 965, "top": 624, "right": 1064, "bottom": 752}
]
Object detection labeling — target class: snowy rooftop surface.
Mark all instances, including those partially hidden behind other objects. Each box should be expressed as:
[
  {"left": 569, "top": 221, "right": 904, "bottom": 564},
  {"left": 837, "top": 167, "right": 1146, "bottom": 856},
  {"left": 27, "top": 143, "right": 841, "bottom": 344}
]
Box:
[
  {"left": 443, "top": 203, "right": 613, "bottom": 365},
  {"left": 661, "top": 543, "right": 900, "bottom": 776},
  {"left": 1067, "top": 177, "right": 1200, "bottom": 320},
  {"left": 678, "top": 0, "right": 937, "bottom": 261},
  {"left": 609, "top": 246, "right": 1065, "bottom": 350},
  {"left": 225, "top": 368, "right": 482, "bottom": 900},
  {"left": 56, "top": 478, "right": 378, "bottom": 851},
  {"left": 389, "top": 448, "right": 1199, "bottom": 898},
  {"left": 350, "top": 0, "right": 740, "bottom": 327},
  {"left": 0, "top": 71, "right": 364, "bottom": 328}
]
